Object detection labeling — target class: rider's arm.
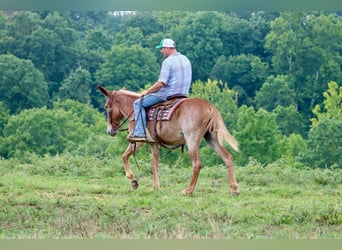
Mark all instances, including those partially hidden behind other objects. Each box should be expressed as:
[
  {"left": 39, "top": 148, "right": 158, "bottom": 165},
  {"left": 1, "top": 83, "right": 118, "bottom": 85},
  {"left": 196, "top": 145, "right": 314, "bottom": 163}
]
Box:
[{"left": 141, "top": 81, "right": 165, "bottom": 96}]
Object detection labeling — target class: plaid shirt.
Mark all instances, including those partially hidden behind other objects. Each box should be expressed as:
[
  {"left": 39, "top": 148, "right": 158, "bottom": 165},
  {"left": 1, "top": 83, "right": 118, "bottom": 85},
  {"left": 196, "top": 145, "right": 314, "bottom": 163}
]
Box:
[{"left": 155, "top": 52, "right": 192, "bottom": 100}]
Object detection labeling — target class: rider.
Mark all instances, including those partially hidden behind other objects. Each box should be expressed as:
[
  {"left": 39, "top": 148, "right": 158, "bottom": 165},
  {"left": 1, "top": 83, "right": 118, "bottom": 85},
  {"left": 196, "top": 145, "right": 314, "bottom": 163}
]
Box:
[{"left": 129, "top": 38, "right": 192, "bottom": 142}]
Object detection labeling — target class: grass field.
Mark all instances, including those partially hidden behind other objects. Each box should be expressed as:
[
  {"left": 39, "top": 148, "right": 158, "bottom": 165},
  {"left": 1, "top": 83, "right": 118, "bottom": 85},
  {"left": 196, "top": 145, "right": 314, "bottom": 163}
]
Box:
[{"left": 0, "top": 154, "right": 341, "bottom": 239}]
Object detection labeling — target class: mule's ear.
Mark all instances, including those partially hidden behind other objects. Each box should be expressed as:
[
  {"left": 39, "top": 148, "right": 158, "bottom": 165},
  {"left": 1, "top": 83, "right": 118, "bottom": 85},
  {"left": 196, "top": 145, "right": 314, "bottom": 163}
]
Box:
[{"left": 97, "top": 85, "right": 109, "bottom": 97}]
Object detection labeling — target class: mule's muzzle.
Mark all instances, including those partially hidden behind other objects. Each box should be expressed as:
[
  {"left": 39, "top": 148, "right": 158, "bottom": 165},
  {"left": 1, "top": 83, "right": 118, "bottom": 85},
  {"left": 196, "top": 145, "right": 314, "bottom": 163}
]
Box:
[{"left": 107, "top": 125, "right": 117, "bottom": 136}]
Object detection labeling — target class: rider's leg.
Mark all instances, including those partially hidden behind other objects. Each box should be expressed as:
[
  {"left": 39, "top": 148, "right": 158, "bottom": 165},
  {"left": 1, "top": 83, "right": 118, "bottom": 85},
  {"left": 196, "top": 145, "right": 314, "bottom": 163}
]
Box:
[{"left": 132, "top": 94, "right": 164, "bottom": 137}]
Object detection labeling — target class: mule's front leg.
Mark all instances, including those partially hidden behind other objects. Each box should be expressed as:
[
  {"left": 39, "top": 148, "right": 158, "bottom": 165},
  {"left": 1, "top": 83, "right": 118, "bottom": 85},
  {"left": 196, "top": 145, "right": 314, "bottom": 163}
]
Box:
[
  {"left": 122, "top": 142, "right": 143, "bottom": 189},
  {"left": 151, "top": 144, "right": 160, "bottom": 189}
]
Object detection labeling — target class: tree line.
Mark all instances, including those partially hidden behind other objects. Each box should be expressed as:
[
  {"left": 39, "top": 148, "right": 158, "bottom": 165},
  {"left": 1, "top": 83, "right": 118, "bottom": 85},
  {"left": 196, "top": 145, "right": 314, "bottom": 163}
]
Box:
[{"left": 0, "top": 11, "right": 341, "bottom": 168}]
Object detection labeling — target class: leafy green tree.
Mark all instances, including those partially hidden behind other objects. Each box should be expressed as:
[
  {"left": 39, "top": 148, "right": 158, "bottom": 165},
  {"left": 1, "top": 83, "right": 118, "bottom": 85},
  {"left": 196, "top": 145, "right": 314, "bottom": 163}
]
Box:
[
  {"left": 0, "top": 107, "right": 87, "bottom": 158},
  {"left": 152, "top": 11, "right": 190, "bottom": 34},
  {"left": 85, "top": 29, "right": 112, "bottom": 51},
  {"left": 280, "top": 133, "right": 307, "bottom": 167},
  {"left": 68, "top": 11, "right": 114, "bottom": 32},
  {"left": 0, "top": 11, "right": 41, "bottom": 58},
  {"left": 40, "top": 12, "right": 82, "bottom": 93},
  {"left": 299, "top": 81, "right": 342, "bottom": 168},
  {"left": 248, "top": 11, "right": 279, "bottom": 59},
  {"left": 234, "top": 106, "right": 282, "bottom": 165},
  {"left": 58, "top": 67, "right": 93, "bottom": 104},
  {"left": 0, "top": 54, "right": 48, "bottom": 114},
  {"left": 120, "top": 12, "right": 163, "bottom": 37},
  {"left": 273, "top": 105, "right": 308, "bottom": 137},
  {"left": 0, "top": 11, "right": 6, "bottom": 29},
  {"left": 311, "top": 81, "right": 342, "bottom": 126},
  {"left": 95, "top": 45, "right": 159, "bottom": 91},
  {"left": 53, "top": 99, "right": 106, "bottom": 134},
  {"left": 170, "top": 12, "right": 226, "bottom": 81},
  {"left": 210, "top": 54, "right": 269, "bottom": 104},
  {"left": 114, "top": 27, "right": 145, "bottom": 47},
  {"left": 0, "top": 11, "right": 83, "bottom": 97},
  {"left": 24, "top": 27, "right": 59, "bottom": 77},
  {"left": 254, "top": 75, "right": 296, "bottom": 111},
  {"left": 265, "top": 12, "right": 342, "bottom": 117},
  {"left": 300, "top": 118, "right": 342, "bottom": 168},
  {"left": 0, "top": 100, "right": 106, "bottom": 158},
  {"left": 220, "top": 13, "right": 267, "bottom": 57},
  {"left": 0, "top": 102, "right": 10, "bottom": 137}
]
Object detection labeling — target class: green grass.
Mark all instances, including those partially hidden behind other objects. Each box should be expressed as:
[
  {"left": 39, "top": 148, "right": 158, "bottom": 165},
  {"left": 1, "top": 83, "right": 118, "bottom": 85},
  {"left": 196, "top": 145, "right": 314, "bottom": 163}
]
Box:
[{"left": 0, "top": 155, "right": 341, "bottom": 239}]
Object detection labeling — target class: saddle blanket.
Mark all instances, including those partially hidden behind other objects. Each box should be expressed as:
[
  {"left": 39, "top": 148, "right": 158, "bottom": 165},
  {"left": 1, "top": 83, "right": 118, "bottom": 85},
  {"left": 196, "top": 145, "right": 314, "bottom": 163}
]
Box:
[{"left": 147, "top": 97, "right": 187, "bottom": 121}]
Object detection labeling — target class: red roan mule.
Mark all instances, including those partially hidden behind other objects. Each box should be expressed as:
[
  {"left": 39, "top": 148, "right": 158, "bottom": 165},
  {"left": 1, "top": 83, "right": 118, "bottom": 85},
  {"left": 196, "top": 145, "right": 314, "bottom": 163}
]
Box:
[{"left": 97, "top": 85, "right": 239, "bottom": 195}]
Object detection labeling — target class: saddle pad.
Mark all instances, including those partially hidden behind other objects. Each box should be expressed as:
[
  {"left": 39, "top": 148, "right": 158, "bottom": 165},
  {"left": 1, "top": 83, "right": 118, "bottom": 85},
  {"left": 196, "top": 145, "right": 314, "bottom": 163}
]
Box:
[{"left": 147, "top": 98, "right": 187, "bottom": 121}]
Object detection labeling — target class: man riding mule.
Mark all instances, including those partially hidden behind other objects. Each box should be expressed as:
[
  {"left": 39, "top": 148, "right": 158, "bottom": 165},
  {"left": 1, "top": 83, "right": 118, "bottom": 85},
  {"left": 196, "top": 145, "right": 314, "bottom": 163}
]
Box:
[
  {"left": 97, "top": 38, "right": 239, "bottom": 196},
  {"left": 130, "top": 38, "right": 192, "bottom": 142}
]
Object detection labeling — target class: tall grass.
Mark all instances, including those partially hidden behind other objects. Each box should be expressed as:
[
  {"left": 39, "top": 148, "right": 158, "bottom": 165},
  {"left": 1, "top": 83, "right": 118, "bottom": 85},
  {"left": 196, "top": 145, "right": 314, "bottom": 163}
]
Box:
[{"left": 0, "top": 154, "right": 341, "bottom": 239}]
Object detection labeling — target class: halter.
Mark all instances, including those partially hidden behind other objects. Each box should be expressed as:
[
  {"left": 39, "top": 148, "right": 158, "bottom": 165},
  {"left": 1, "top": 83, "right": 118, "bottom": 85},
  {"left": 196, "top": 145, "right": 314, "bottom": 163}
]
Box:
[{"left": 107, "top": 91, "right": 133, "bottom": 133}]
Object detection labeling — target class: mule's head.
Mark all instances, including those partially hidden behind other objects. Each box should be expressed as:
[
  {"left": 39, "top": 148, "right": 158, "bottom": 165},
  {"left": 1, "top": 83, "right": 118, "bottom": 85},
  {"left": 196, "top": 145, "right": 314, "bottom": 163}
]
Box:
[{"left": 97, "top": 85, "right": 124, "bottom": 136}]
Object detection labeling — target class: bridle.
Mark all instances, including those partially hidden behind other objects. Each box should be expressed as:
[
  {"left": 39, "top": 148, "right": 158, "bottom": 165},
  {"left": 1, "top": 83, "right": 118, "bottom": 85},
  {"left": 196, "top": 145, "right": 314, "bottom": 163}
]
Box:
[{"left": 106, "top": 91, "right": 133, "bottom": 133}]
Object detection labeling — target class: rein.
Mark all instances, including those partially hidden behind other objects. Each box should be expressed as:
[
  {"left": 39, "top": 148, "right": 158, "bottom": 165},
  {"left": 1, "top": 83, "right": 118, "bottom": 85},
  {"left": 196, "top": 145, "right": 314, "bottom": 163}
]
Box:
[{"left": 117, "top": 111, "right": 133, "bottom": 132}]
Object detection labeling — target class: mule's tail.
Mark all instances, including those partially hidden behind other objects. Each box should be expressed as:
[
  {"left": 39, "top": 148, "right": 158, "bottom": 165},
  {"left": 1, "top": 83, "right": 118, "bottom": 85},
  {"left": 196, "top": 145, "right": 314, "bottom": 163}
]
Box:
[{"left": 206, "top": 106, "right": 239, "bottom": 152}]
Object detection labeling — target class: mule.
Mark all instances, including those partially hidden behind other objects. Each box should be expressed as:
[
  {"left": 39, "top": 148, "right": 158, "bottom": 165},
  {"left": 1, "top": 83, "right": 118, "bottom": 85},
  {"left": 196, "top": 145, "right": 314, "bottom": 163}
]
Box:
[{"left": 97, "top": 85, "right": 239, "bottom": 195}]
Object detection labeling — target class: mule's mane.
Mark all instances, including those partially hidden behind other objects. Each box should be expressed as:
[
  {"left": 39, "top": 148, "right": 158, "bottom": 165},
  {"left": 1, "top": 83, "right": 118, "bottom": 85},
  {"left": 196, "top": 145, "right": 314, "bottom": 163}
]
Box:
[{"left": 118, "top": 89, "right": 141, "bottom": 98}]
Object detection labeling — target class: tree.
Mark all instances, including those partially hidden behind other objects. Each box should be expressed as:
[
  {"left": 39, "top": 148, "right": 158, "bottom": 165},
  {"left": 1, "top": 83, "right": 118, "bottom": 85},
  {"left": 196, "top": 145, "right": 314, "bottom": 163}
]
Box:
[
  {"left": 0, "top": 102, "right": 10, "bottom": 137},
  {"left": 53, "top": 99, "right": 106, "bottom": 134},
  {"left": 311, "top": 81, "right": 342, "bottom": 126},
  {"left": 85, "top": 29, "right": 112, "bottom": 51},
  {"left": 220, "top": 13, "right": 268, "bottom": 57},
  {"left": 210, "top": 54, "right": 269, "bottom": 105},
  {"left": 299, "top": 81, "right": 342, "bottom": 168},
  {"left": 0, "top": 11, "right": 6, "bottom": 30},
  {"left": 40, "top": 12, "right": 82, "bottom": 94},
  {"left": 114, "top": 27, "right": 145, "bottom": 47},
  {"left": 0, "top": 54, "right": 48, "bottom": 114},
  {"left": 0, "top": 11, "right": 41, "bottom": 58},
  {"left": 234, "top": 106, "right": 282, "bottom": 165},
  {"left": 58, "top": 67, "right": 93, "bottom": 104},
  {"left": 0, "top": 11, "right": 84, "bottom": 97},
  {"left": 120, "top": 12, "right": 163, "bottom": 37},
  {"left": 280, "top": 133, "right": 307, "bottom": 167},
  {"left": 273, "top": 105, "right": 308, "bottom": 137},
  {"left": 300, "top": 118, "right": 342, "bottom": 168},
  {"left": 0, "top": 100, "right": 106, "bottom": 158},
  {"left": 95, "top": 45, "right": 159, "bottom": 91},
  {"left": 24, "top": 27, "right": 59, "bottom": 78},
  {"left": 254, "top": 75, "right": 296, "bottom": 111},
  {"left": 170, "top": 12, "right": 226, "bottom": 81},
  {"left": 0, "top": 107, "right": 87, "bottom": 157},
  {"left": 152, "top": 11, "right": 190, "bottom": 34},
  {"left": 265, "top": 12, "right": 342, "bottom": 118}
]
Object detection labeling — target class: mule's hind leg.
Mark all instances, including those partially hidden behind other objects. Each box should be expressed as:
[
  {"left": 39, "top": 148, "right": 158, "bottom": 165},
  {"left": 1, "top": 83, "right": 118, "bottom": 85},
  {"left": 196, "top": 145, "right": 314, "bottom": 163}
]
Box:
[
  {"left": 205, "top": 133, "right": 239, "bottom": 195},
  {"left": 122, "top": 142, "right": 144, "bottom": 189}
]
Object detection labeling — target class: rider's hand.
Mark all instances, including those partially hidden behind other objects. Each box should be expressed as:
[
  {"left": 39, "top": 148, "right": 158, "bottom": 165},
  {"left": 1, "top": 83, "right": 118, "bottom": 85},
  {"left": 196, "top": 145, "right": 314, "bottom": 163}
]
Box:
[{"left": 141, "top": 90, "right": 148, "bottom": 96}]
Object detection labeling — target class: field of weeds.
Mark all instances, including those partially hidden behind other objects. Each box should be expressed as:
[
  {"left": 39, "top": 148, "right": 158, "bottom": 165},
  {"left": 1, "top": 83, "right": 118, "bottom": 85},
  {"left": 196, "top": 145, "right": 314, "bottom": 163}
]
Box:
[{"left": 0, "top": 155, "right": 341, "bottom": 239}]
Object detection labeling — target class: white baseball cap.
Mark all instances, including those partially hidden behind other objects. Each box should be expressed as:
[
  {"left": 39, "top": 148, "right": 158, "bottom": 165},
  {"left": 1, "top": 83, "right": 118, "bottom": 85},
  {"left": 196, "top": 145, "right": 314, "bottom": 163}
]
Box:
[{"left": 156, "top": 38, "right": 176, "bottom": 49}]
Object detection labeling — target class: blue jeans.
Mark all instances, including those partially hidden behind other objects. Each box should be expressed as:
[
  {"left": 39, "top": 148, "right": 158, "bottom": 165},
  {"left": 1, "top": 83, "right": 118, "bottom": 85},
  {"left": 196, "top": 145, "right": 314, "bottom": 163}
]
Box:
[{"left": 133, "top": 94, "right": 164, "bottom": 136}]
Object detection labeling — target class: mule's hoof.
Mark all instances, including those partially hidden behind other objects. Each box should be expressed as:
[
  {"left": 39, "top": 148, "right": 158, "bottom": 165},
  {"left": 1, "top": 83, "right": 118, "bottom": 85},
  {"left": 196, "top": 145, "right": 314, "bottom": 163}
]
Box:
[
  {"left": 232, "top": 191, "right": 240, "bottom": 196},
  {"left": 131, "top": 179, "right": 139, "bottom": 189},
  {"left": 181, "top": 189, "right": 193, "bottom": 196}
]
